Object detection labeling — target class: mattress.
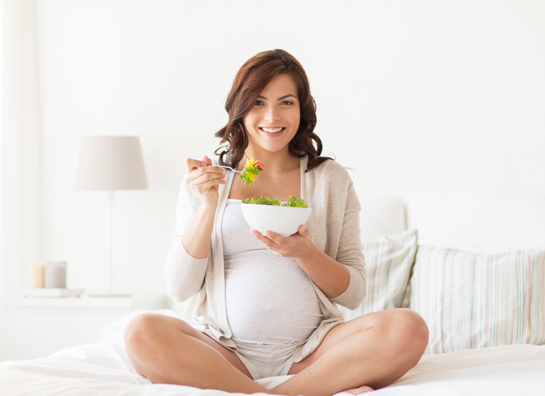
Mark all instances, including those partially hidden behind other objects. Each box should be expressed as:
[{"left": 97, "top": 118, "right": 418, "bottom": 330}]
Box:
[{"left": 1, "top": 310, "right": 545, "bottom": 396}]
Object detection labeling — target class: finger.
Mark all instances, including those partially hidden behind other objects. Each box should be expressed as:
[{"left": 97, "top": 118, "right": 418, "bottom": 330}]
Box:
[
  {"left": 198, "top": 168, "right": 225, "bottom": 180},
  {"left": 186, "top": 158, "right": 208, "bottom": 172},
  {"left": 201, "top": 155, "right": 212, "bottom": 166},
  {"left": 191, "top": 172, "right": 226, "bottom": 188},
  {"left": 202, "top": 166, "right": 226, "bottom": 176},
  {"left": 188, "top": 166, "right": 225, "bottom": 183},
  {"left": 186, "top": 157, "right": 224, "bottom": 175},
  {"left": 297, "top": 225, "right": 309, "bottom": 237},
  {"left": 263, "top": 230, "right": 286, "bottom": 245},
  {"left": 269, "top": 248, "right": 283, "bottom": 257},
  {"left": 196, "top": 179, "right": 226, "bottom": 192},
  {"left": 250, "top": 229, "right": 277, "bottom": 248},
  {"left": 186, "top": 169, "right": 222, "bottom": 187}
]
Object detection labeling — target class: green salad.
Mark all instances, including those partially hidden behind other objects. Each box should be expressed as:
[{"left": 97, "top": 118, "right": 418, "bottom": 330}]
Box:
[
  {"left": 242, "top": 195, "right": 308, "bottom": 208},
  {"left": 239, "top": 158, "right": 264, "bottom": 186}
]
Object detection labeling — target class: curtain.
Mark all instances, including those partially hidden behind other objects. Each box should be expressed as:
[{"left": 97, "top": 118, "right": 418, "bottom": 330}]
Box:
[{"left": 1, "top": 0, "right": 41, "bottom": 300}]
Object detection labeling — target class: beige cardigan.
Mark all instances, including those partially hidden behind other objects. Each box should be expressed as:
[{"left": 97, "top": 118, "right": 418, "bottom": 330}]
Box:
[{"left": 165, "top": 155, "right": 366, "bottom": 363}]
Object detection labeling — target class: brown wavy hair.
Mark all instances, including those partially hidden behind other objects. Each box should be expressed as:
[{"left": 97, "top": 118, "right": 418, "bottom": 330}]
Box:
[{"left": 214, "top": 49, "right": 331, "bottom": 172}]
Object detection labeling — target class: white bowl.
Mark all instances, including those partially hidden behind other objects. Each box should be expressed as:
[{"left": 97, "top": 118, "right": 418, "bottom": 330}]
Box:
[{"left": 240, "top": 203, "right": 312, "bottom": 237}]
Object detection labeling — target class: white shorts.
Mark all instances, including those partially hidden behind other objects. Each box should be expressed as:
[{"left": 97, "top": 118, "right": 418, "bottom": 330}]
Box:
[{"left": 233, "top": 340, "right": 306, "bottom": 380}]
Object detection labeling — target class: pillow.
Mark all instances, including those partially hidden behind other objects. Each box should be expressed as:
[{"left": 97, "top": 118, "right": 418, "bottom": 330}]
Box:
[
  {"left": 339, "top": 229, "right": 418, "bottom": 321},
  {"left": 410, "top": 246, "right": 545, "bottom": 354}
]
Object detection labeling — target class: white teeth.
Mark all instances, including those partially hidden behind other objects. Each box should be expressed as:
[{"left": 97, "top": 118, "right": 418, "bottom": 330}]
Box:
[{"left": 261, "top": 127, "right": 284, "bottom": 133}]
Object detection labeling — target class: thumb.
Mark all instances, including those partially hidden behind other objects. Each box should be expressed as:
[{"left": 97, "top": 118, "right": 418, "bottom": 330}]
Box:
[
  {"left": 298, "top": 225, "right": 309, "bottom": 237},
  {"left": 201, "top": 155, "right": 212, "bottom": 166}
]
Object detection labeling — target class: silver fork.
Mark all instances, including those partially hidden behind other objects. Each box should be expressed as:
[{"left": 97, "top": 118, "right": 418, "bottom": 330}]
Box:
[{"left": 213, "top": 165, "right": 242, "bottom": 173}]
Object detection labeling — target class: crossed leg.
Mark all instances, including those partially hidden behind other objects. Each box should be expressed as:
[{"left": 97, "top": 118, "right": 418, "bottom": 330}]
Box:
[
  {"left": 271, "top": 308, "right": 429, "bottom": 395},
  {"left": 124, "top": 313, "right": 271, "bottom": 394},
  {"left": 124, "top": 308, "right": 428, "bottom": 395}
]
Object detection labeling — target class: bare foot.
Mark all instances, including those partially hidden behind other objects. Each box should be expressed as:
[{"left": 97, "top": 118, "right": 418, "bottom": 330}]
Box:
[{"left": 341, "top": 385, "right": 374, "bottom": 394}]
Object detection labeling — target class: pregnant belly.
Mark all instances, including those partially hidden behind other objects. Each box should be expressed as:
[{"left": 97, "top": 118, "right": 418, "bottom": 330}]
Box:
[{"left": 224, "top": 251, "right": 323, "bottom": 344}]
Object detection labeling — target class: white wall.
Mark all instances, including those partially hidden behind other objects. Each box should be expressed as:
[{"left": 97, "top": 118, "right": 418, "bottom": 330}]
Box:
[{"left": 24, "top": 0, "right": 545, "bottom": 296}]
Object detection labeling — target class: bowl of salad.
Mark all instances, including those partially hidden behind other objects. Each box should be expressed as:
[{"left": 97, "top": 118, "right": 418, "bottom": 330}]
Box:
[{"left": 240, "top": 196, "right": 311, "bottom": 237}]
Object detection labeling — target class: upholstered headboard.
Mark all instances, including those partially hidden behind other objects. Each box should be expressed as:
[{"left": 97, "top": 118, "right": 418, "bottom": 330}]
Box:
[
  {"left": 358, "top": 194, "right": 407, "bottom": 238},
  {"left": 406, "top": 189, "right": 545, "bottom": 253}
]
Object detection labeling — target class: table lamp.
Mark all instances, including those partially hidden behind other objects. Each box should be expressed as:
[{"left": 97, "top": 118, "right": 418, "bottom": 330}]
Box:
[{"left": 74, "top": 136, "right": 148, "bottom": 297}]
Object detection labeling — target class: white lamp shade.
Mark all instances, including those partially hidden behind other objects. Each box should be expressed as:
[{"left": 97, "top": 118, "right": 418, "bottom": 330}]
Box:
[{"left": 74, "top": 136, "right": 148, "bottom": 190}]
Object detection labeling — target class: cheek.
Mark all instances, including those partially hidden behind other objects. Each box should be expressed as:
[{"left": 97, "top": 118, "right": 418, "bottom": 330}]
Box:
[
  {"left": 290, "top": 111, "right": 301, "bottom": 130},
  {"left": 243, "top": 112, "right": 259, "bottom": 131},
  {"left": 241, "top": 116, "right": 252, "bottom": 132},
  {"left": 292, "top": 106, "right": 301, "bottom": 121}
]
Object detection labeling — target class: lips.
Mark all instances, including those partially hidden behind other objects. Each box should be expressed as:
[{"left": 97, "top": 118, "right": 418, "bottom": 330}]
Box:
[{"left": 259, "top": 127, "right": 285, "bottom": 134}]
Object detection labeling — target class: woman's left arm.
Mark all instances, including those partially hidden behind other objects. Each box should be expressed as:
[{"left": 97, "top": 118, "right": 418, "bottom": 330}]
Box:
[{"left": 250, "top": 226, "right": 350, "bottom": 298}]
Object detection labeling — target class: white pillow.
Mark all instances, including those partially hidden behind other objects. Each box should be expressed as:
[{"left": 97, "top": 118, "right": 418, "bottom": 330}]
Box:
[
  {"left": 339, "top": 229, "right": 418, "bottom": 321},
  {"left": 410, "top": 245, "right": 545, "bottom": 354},
  {"left": 406, "top": 190, "right": 545, "bottom": 253}
]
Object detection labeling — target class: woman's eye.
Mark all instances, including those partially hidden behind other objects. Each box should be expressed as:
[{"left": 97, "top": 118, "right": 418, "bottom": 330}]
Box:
[
  {"left": 254, "top": 100, "right": 264, "bottom": 106},
  {"left": 281, "top": 101, "right": 294, "bottom": 106}
]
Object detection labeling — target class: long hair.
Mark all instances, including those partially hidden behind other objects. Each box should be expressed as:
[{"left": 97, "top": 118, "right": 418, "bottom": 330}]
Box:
[{"left": 214, "top": 49, "right": 331, "bottom": 172}]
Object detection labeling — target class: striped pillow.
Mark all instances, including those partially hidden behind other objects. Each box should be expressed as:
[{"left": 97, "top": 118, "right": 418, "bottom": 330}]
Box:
[
  {"left": 410, "top": 246, "right": 545, "bottom": 354},
  {"left": 339, "top": 229, "right": 418, "bottom": 320}
]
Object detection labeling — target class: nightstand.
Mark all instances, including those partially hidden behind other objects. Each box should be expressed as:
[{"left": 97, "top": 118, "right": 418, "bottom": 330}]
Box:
[{"left": 0, "top": 293, "right": 167, "bottom": 361}]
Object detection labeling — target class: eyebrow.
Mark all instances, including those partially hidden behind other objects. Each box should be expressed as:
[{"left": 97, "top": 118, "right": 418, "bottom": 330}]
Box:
[{"left": 257, "top": 94, "right": 298, "bottom": 101}]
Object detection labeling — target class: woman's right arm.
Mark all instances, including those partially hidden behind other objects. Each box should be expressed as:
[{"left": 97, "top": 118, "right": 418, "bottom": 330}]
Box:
[
  {"left": 164, "top": 156, "right": 226, "bottom": 302},
  {"left": 181, "top": 156, "right": 226, "bottom": 257}
]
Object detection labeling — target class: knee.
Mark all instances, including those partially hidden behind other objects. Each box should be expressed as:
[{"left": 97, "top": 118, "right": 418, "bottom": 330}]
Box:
[
  {"left": 386, "top": 309, "right": 429, "bottom": 356},
  {"left": 124, "top": 313, "right": 166, "bottom": 355},
  {"left": 124, "top": 313, "right": 154, "bottom": 348}
]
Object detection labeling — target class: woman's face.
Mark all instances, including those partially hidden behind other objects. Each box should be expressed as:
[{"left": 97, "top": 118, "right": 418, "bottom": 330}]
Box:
[{"left": 242, "top": 73, "right": 301, "bottom": 156}]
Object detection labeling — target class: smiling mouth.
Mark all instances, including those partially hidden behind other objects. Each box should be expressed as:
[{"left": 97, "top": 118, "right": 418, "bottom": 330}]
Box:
[{"left": 259, "top": 127, "right": 285, "bottom": 134}]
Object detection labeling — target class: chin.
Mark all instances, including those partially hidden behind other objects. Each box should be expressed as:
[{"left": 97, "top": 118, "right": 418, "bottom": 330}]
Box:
[{"left": 262, "top": 143, "right": 290, "bottom": 153}]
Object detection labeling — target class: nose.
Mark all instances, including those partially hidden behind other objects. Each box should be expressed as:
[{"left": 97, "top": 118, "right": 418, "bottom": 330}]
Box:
[{"left": 263, "top": 106, "right": 281, "bottom": 122}]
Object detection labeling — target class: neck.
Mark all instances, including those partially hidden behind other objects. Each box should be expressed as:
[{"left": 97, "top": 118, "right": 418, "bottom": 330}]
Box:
[{"left": 242, "top": 148, "right": 299, "bottom": 174}]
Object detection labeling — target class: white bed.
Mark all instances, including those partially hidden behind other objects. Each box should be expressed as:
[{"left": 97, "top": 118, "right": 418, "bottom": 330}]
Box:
[
  {"left": 2, "top": 308, "right": 545, "bottom": 396},
  {"left": 3, "top": 189, "right": 545, "bottom": 395}
]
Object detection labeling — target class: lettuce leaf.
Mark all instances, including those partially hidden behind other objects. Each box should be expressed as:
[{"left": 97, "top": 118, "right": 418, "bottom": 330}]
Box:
[{"left": 242, "top": 195, "right": 308, "bottom": 208}]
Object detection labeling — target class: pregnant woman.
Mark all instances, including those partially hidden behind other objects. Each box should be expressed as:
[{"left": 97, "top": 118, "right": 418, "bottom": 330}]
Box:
[{"left": 124, "top": 49, "right": 429, "bottom": 395}]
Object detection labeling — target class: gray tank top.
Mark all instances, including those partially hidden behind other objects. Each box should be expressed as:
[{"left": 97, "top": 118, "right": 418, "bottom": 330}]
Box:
[{"left": 222, "top": 199, "right": 323, "bottom": 344}]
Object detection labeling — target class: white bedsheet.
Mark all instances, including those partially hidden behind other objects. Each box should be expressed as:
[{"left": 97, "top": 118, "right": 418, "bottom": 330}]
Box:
[{"left": 1, "top": 310, "right": 545, "bottom": 395}]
